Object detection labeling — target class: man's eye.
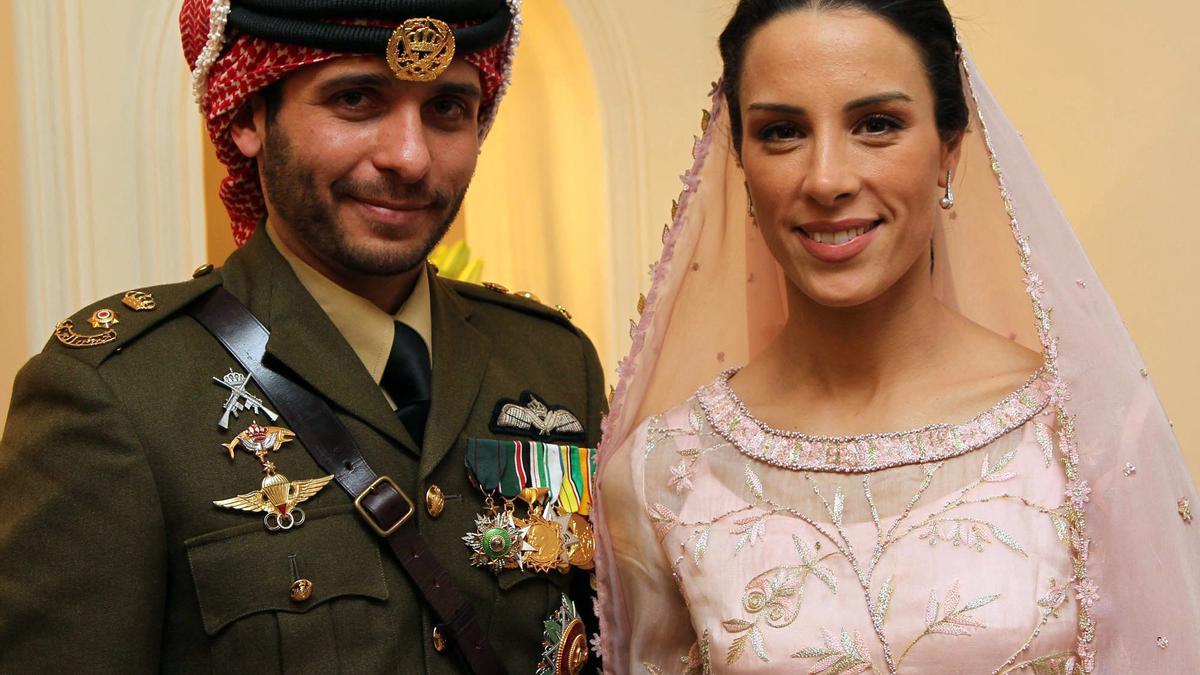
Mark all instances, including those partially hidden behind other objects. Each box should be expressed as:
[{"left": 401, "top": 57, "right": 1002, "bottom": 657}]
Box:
[
  {"left": 335, "top": 91, "right": 370, "bottom": 108},
  {"left": 856, "top": 115, "right": 902, "bottom": 135},
  {"left": 430, "top": 98, "right": 467, "bottom": 117}
]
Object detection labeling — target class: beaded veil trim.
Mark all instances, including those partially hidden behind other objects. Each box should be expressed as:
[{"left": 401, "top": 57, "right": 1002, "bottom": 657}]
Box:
[{"left": 696, "top": 367, "right": 1053, "bottom": 473}]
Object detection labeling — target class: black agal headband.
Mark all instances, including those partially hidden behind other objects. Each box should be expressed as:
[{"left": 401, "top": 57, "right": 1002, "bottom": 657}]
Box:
[{"left": 227, "top": 0, "right": 513, "bottom": 81}]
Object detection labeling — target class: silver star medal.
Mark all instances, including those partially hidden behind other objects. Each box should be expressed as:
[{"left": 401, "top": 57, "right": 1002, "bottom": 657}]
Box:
[
  {"left": 463, "top": 508, "right": 526, "bottom": 574},
  {"left": 213, "top": 368, "right": 278, "bottom": 430}
]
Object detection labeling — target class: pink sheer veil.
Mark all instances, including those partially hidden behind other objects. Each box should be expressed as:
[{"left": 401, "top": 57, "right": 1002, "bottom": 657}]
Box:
[{"left": 593, "top": 46, "right": 1200, "bottom": 672}]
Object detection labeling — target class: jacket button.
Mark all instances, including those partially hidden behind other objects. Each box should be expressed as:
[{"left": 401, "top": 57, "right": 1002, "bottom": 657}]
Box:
[
  {"left": 431, "top": 625, "right": 447, "bottom": 653},
  {"left": 192, "top": 263, "right": 214, "bottom": 278},
  {"left": 425, "top": 485, "right": 445, "bottom": 518},
  {"left": 290, "top": 578, "right": 313, "bottom": 602}
]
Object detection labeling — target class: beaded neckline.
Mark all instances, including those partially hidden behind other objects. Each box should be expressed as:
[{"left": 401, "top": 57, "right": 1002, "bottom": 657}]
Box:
[{"left": 696, "top": 367, "right": 1053, "bottom": 473}]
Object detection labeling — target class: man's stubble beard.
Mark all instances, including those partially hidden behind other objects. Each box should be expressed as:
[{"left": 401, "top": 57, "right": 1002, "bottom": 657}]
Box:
[{"left": 260, "top": 121, "right": 466, "bottom": 277}]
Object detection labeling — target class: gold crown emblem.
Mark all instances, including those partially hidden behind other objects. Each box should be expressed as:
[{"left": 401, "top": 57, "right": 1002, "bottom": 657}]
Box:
[
  {"left": 405, "top": 24, "right": 441, "bottom": 53},
  {"left": 388, "top": 17, "right": 456, "bottom": 82}
]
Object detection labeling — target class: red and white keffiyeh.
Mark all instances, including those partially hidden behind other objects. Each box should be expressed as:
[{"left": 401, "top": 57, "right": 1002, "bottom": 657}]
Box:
[{"left": 180, "top": 0, "right": 520, "bottom": 246}]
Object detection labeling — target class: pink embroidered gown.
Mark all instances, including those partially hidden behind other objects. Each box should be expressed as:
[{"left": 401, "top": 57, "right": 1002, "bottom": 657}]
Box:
[{"left": 612, "top": 367, "right": 1085, "bottom": 673}]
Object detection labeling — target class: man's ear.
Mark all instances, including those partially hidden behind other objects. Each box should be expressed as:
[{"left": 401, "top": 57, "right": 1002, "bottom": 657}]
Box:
[{"left": 229, "top": 94, "right": 269, "bottom": 159}]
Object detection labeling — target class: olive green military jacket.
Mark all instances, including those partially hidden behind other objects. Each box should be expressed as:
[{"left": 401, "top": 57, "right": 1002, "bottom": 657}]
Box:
[{"left": 0, "top": 230, "right": 606, "bottom": 674}]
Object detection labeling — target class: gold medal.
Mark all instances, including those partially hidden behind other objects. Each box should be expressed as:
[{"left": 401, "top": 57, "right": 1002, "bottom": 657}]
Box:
[
  {"left": 537, "top": 595, "right": 589, "bottom": 675},
  {"left": 517, "top": 487, "right": 563, "bottom": 573},
  {"left": 521, "top": 512, "right": 564, "bottom": 574},
  {"left": 565, "top": 513, "right": 595, "bottom": 570},
  {"left": 555, "top": 616, "right": 588, "bottom": 675}
]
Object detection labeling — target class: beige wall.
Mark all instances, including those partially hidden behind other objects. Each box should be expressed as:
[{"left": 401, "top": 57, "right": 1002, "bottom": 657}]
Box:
[
  {"left": 945, "top": 1, "right": 1200, "bottom": 477},
  {"left": 0, "top": 0, "right": 29, "bottom": 430}
]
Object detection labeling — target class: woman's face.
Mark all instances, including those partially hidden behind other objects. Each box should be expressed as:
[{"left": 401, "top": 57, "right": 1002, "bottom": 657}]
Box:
[{"left": 739, "top": 9, "right": 960, "bottom": 308}]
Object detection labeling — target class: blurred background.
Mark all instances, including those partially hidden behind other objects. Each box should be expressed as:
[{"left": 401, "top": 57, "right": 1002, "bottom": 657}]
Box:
[{"left": 1, "top": 0, "right": 1196, "bottom": 479}]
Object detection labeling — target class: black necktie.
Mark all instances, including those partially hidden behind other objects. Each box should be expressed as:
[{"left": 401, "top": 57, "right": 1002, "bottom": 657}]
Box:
[{"left": 380, "top": 321, "right": 432, "bottom": 450}]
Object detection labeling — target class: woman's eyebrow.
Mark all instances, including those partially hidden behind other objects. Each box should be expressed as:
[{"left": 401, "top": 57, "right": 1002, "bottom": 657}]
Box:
[
  {"left": 844, "top": 91, "right": 913, "bottom": 111},
  {"left": 746, "top": 91, "right": 912, "bottom": 115}
]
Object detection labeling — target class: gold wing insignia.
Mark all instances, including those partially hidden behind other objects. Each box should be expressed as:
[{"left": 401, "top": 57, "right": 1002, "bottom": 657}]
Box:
[
  {"left": 213, "top": 490, "right": 270, "bottom": 513},
  {"left": 496, "top": 403, "right": 541, "bottom": 431},
  {"left": 543, "top": 409, "right": 584, "bottom": 435},
  {"left": 288, "top": 475, "right": 335, "bottom": 506}
]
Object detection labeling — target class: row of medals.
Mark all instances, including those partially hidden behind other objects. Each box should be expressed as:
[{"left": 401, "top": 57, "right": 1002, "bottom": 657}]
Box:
[{"left": 465, "top": 487, "right": 594, "bottom": 574}]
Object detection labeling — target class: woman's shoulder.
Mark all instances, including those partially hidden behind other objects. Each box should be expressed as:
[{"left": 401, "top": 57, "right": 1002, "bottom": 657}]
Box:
[{"left": 943, "top": 317, "right": 1046, "bottom": 415}]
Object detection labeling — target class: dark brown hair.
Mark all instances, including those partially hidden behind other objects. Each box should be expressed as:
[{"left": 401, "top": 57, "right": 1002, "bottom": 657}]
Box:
[{"left": 719, "top": 0, "right": 968, "bottom": 152}]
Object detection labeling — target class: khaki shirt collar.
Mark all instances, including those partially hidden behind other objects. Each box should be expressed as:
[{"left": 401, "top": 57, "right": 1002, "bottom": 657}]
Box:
[{"left": 266, "top": 223, "right": 433, "bottom": 385}]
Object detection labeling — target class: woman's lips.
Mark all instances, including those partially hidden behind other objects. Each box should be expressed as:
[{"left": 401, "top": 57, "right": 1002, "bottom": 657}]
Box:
[{"left": 794, "top": 219, "right": 881, "bottom": 263}]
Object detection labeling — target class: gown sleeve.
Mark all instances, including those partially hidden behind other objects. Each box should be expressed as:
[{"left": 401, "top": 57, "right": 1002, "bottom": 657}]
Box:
[{"left": 599, "top": 416, "right": 701, "bottom": 674}]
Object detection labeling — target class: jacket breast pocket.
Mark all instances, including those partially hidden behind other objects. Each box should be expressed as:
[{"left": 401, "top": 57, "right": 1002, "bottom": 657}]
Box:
[{"left": 186, "top": 505, "right": 395, "bottom": 675}]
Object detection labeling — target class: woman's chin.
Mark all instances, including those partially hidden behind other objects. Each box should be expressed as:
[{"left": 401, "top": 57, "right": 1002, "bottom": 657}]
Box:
[{"left": 792, "top": 276, "right": 887, "bottom": 310}]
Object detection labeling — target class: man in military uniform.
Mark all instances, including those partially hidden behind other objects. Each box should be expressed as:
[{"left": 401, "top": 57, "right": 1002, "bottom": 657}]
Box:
[{"left": 0, "top": 1, "right": 604, "bottom": 673}]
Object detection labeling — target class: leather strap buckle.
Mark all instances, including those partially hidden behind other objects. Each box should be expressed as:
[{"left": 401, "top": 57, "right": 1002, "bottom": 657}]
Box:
[{"left": 354, "top": 475, "right": 415, "bottom": 537}]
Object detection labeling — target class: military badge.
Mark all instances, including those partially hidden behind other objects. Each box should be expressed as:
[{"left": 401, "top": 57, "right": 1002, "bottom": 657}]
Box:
[
  {"left": 121, "top": 290, "right": 156, "bottom": 311},
  {"left": 490, "top": 391, "right": 585, "bottom": 442},
  {"left": 222, "top": 421, "right": 295, "bottom": 461},
  {"left": 462, "top": 439, "right": 527, "bottom": 572},
  {"left": 213, "top": 469, "right": 333, "bottom": 532},
  {"left": 213, "top": 368, "right": 279, "bottom": 430},
  {"left": 463, "top": 507, "right": 524, "bottom": 573},
  {"left": 54, "top": 319, "right": 117, "bottom": 349},
  {"left": 537, "top": 594, "right": 589, "bottom": 675},
  {"left": 465, "top": 439, "right": 597, "bottom": 575},
  {"left": 386, "top": 17, "right": 455, "bottom": 82},
  {"left": 88, "top": 308, "right": 120, "bottom": 329}
]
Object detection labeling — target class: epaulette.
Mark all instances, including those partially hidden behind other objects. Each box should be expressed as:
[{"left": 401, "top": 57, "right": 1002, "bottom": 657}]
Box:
[
  {"left": 443, "top": 277, "right": 577, "bottom": 329},
  {"left": 46, "top": 264, "right": 224, "bottom": 367}
]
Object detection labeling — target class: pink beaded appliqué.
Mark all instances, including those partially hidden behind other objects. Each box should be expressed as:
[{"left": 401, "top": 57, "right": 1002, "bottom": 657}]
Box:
[{"left": 697, "top": 368, "right": 1053, "bottom": 473}]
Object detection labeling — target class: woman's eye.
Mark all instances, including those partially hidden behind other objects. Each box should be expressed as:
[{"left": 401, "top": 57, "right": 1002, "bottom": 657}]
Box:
[
  {"left": 759, "top": 122, "right": 803, "bottom": 142},
  {"left": 856, "top": 115, "right": 902, "bottom": 135}
]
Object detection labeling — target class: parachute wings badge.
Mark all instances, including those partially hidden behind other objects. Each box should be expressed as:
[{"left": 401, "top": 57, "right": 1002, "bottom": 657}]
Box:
[{"left": 214, "top": 471, "right": 333, "bottom": 532}]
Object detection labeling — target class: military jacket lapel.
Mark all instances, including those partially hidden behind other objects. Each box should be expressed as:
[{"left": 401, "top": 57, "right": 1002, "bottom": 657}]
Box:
[
  {"left": 219, "top": 230, "right": 418, "bottom": 455},
  {"left": 420, "top": 272, "right": 491, "bottom": 478}
]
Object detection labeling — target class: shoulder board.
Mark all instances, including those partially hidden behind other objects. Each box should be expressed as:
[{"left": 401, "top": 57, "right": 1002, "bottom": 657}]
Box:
[
  {"left": 46, "top": 269, "right": 224, "bottom": 366},
  {"left": 442, "top": 277, "right": 576, "bottom": 329}
]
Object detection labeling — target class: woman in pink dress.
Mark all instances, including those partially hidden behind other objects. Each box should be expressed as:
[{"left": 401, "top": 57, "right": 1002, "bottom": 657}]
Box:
[{"left": 594, "top": 1, "right": 1200, "bottom": 673}]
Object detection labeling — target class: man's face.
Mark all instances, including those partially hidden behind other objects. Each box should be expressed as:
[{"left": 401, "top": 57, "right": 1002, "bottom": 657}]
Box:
[{"left": 250, "top": 56, "right": 483, "bottom": 278}]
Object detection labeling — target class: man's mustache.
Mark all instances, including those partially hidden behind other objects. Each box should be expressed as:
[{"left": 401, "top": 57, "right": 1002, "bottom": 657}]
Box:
[{"left": 331, "top": 179, "right": 450, "bottom": 209}]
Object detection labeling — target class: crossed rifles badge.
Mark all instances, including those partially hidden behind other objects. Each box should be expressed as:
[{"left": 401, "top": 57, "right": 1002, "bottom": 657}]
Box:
[
  {"left": 213, "top": 368, "right": 278, "bottom": 430},
  {"left": 211, "top": 413, "right": 332, "bottom": 532}
]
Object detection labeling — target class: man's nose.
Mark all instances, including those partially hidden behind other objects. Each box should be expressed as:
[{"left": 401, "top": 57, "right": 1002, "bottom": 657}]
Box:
[{"left": 373, "top": 106, "right": 432, "bottom": 183}]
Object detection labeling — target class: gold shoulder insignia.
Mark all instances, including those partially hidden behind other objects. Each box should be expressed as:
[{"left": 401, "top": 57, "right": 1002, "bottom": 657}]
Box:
[
  {"left": 122, "top": 290, "right": 156, "bottom": 311},
  {"left": 54, "top": 314, "right": 118, "bottom": 349}
]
